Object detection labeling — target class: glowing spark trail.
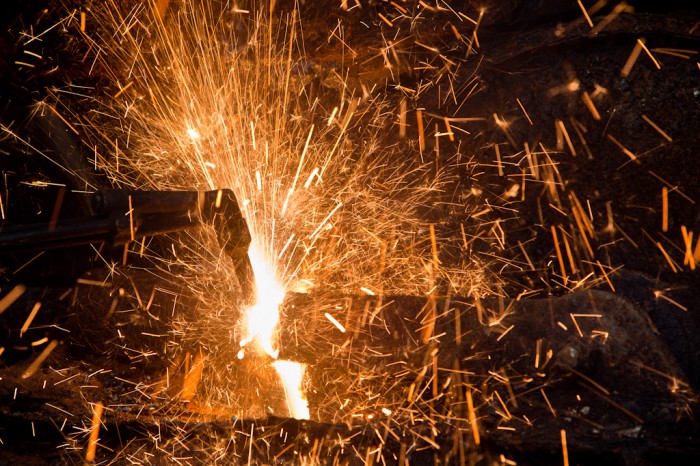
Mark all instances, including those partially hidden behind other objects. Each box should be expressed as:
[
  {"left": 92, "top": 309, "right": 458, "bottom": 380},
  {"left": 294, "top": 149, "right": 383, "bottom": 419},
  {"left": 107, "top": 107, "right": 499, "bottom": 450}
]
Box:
[{"left": 32, "top": 0, "right": 488, "bottom": 430}]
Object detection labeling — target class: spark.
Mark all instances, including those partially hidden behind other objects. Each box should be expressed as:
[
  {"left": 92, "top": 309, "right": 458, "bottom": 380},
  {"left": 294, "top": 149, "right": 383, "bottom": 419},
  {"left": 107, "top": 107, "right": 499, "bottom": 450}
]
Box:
[
  {"left": 621, "top": 38, "right": 645, "bottom": 77},
  {"left": 551, "top": 225, "right": 568, "bottom": 285},
  {"left": 662, "top": 186, "right": 669, "bottom": 232},
  {"left": 22, "top": 340, "right": 59, "bottom": 379},
  {"left": 577, "top": 0, "right": 594, "bottom": 28},
  {"left": 516, "top": 97, "right": 533, "bottom": 125},
  {"left": 638, "top": 38, "right": 662, "bottom": 69},
  {"left": 85, "top": 402, "right": 104, "bottom": 463},
  {"left": 465, "top": 388, "right": 480, "bottom": 445},
  {"left": 581, "top": 92, "right": 601, "bottom": 120},
  {"left": 641, "top": 114, "right": 673, "bottom": 142},
  {"left": 653, "top": 290, "right": 688, "bottom": 312},
  {"left": 19, "top": 302, "right": 41, "bottom": 338},
  {"left": 324, "top": 312, "right": 346, "bottom": 333},
  {"left": 656, "top": 241, "right": 680, "bottom": 272},
  {"left": 606, "top": 133, "right": 639, "bottom": 164},
  {"left": 561, "top": 429, "right": 569, "bottom": 466},
  {"left": 0, "top": 284, "right": 27, "bottom": 314},
  {"left": 541, "top": 389, "right": 557, "bottom": 417}
]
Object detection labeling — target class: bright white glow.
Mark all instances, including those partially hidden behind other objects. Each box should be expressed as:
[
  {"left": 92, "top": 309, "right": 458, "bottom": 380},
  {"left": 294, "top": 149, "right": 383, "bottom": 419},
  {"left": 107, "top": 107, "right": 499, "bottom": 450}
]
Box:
[
  {"left": 324, "top": 312, "right": 346, "bottom": 333},
  {"left": 273, "top": 360, "right": 310, "bottom": 420},
  {"left": 239, "top": 243, "right": 284, "bottom": 358},
  {"left": 186, "top": 127, "right": 200, "bottom": 139},
  {"left": 239, "top": 243, "right": 309, "bottom": 420}
]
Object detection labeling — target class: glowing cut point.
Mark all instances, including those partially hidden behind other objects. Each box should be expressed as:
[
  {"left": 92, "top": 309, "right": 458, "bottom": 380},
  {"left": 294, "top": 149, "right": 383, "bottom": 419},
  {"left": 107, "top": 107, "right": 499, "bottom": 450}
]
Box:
[
  {"left": 239, "top": 243, "right": 310, "bottom": 419},
  {"left": 272, "top": 360, "right": 310, "bottom": 419},
  {"left": 240, "top": 243, "right": 284, "bottom": 358},
  {"left": 186, "top": 127, "right": 200, "bottom": 139}
]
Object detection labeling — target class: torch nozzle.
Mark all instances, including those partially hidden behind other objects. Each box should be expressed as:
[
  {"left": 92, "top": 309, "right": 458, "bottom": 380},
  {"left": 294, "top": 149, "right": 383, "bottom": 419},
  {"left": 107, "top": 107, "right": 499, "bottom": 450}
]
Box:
[
  {"left": 93, "top": 189, "right": 256, "bottom": 302},
  {"left": 0, "top": 188, "right": 256, "bottom": 303}
]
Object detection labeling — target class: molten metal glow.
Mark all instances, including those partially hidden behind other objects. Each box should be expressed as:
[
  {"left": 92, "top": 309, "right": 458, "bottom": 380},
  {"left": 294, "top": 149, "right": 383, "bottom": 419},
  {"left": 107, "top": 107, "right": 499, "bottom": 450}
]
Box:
[
  {"left": 240, "top": 242, "right": 309, "bottom": 419},
  {"left": 240, "top": 243, "right": 283, "bottom": 359},
  {"left": 273, "top": 360, "right": 310, "bottom": 420}
]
